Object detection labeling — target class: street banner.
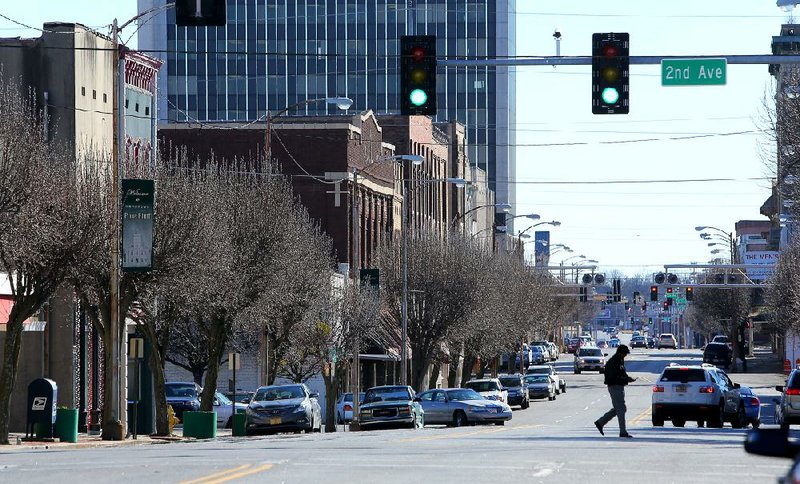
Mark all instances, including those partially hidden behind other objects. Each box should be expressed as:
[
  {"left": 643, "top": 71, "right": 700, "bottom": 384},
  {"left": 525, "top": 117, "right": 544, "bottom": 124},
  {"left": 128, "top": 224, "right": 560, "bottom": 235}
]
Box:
[
  {"left": 122, "top": 179, "right": 155, "bottom": 272},
  {"left": 743, "top": 250, "right": 778, "bottom": 281},
  {"left": 534, "top": 231, "right": 550, "bottom": 266}
]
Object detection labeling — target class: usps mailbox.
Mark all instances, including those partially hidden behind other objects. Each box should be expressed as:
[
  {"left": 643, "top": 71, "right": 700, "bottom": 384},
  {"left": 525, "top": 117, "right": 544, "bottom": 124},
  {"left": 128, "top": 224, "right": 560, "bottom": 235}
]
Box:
[{"left": 26, "top": 378, "right": 57, "bottom": 438}]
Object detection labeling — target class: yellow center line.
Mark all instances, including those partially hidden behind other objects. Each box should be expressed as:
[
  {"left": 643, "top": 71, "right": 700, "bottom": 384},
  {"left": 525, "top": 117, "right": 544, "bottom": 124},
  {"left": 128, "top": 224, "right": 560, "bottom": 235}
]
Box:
[
  {"left": 180, "top": 464, "right": 253, "bottom": 484},
  {"left": 630, "top": 407, "right": 652, "bottom": 426},
  {"left": 202, "top": 464, "right": 274, "bottom": 484}
]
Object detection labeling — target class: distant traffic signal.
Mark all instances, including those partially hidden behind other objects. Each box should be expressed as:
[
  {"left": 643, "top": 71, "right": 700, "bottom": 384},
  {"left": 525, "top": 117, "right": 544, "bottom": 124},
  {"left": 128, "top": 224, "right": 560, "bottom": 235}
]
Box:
[
  {"left": 686, "top": 286, "right": 694, "bottom": 301},
  {"left": 579, "top": 286, "right": 588, "bottom": 302},
  {"left": 400, "top": 35, "right": 437, "bottom": 115},
  {"left": 662, "top": 301, "right": 669, "bottom": 311},
  {"left": 613, "top": 279, "right": 622, "bottom": 302},
  {"left": 176, "top": 0, "right": 227, "bottom": 26},
  {"left": 666, "top": 287, "right": 673, "bottom": 295},
  {"left": 592, "top": 32, "right": 629, "bottom": 114},
  {"left": 650, "top": 285, "right": 658, "bottom": 302}
]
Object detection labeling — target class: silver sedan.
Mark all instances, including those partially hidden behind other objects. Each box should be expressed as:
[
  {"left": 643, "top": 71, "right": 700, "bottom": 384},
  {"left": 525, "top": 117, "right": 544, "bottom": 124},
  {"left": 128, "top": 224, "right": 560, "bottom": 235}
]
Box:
[{"left": 415, "top": 388, "right": 512, "bottom": 427}]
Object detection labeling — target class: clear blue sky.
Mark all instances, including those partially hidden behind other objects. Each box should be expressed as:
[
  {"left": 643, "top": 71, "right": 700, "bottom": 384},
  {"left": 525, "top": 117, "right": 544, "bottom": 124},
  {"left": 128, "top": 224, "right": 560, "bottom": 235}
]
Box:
[{"left": 0, "top": 1, "right": 791, "bottom": 276}]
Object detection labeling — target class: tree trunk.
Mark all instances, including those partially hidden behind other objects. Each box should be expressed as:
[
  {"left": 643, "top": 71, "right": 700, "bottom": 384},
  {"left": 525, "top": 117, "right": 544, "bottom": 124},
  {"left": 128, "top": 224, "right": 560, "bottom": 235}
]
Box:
[
  {"left": 192, "top": 367, "right": 205, "bottom": 385},
  {"left": 410, "top": 350, "right": 428, "bottom": 391},
  {"left": 428, "top": 362, "right": 440, "bottom": 390},
  {"left": 0, "top": 309, "right": 26, "bottom": 445},
  {"left": 461, "top": 354, "right": 476, "bottom": 388},
  {"left": 322, "top": 364, "right": 337, "bottom": 432},
  {"left": 201, "top": 318, "right": 227, "bottom": 411},
  {"left": 145, "top": 328, "right": 170, "bottom": 436}
]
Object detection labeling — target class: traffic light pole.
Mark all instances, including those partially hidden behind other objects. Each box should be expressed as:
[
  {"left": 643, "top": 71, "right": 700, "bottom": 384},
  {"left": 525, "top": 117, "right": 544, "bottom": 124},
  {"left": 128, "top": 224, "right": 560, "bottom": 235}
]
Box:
[{"left": 438, "top": 55, "right": 800, "bottom": 67}]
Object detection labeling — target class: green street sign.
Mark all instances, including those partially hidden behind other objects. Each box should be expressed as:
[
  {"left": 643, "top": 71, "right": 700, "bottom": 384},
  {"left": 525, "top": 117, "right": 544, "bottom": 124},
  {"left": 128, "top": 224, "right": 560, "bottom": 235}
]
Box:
[
  {"left": 677, "top": 298, "right": 687, "bottom": 304},
  {"left": 661, "top": 58, "right": 726, "bottom": 86}
]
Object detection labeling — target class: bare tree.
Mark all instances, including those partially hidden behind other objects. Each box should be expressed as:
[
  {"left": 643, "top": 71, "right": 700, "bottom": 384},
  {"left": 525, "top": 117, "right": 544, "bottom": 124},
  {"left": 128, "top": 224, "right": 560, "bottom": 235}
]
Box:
[
  {"left": 692, "top": 282, "right": 752, "bottom": 367},
  {"left": 769, "top": 240, "right": 800, "bottom": 333}
]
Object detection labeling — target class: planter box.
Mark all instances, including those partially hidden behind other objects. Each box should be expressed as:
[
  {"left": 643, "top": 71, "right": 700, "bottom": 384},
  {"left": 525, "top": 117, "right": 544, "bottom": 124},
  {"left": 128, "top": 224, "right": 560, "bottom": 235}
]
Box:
[{"left": 182, "top": 411, "right": 217, "bottom": 439}]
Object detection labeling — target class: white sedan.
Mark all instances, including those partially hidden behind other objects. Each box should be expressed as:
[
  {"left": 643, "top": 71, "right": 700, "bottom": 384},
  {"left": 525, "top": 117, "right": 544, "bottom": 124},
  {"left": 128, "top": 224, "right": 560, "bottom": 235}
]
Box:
[{"left": 213, "top": 391, "right": 248, "bottom": 428}]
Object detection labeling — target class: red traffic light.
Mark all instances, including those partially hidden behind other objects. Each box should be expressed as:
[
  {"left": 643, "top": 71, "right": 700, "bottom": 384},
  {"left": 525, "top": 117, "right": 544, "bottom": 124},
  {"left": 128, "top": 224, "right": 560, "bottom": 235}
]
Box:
[
  {"left": 662, "top": 301, "right": 669, "bottom": 310},
  {"left": 602, "top": 44, "right": 619, "bottom": 57},
  {"left": 666, "top": 287, "right": 673, "bottom": 294},
  {"left": 410, "top": 46, "right": 426, "bottom": 62}
]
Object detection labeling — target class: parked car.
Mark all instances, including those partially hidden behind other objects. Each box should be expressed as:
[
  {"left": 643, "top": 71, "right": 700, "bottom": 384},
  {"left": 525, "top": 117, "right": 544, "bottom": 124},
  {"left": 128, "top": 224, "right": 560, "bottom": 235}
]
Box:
[
  {"left": 498, "top": 374, "right": 530, "bottom": 409},
  {"left": 416, "top": 388, "right": 512, "bottom": 426},
  {"left": 529, "top": 345, "right": 547, "bottom": 365},
  {"left": 776, "top": 369, "right": 800, "bottom": 429},
  {"left": 609, "top": 337, "right": 620, "bottom": 348},
  {"left": 651, "top": 363, "right": 746, "bottom": 428},
  {"left": 646, "top": 336, "right": 656, "bottom": 349},
  {"left": 547, "top": 342, "right": 560, "bottom": 361},
  {"left": 596, "top": 339, "right": 608, "bottom": 349},
  {"left": 738, "top": 385, "right": 761, "bottom": 428},
  {"left": 465, "top": 378, "right": 508, "bottom": 404},
  {"left": 574, "top": 346, "right": 606, "bottom": 374},
  {"left": 530, "top": 341, "right": 552, "bottom": 361},
  {"left": 165, "top": 382, "right": 201, "bottom": 420},
  {"left": 245, "top": 384, "right": 322, "bottom": 435},
  {"left": 658, "top": 333, "right": 678, "bottom": 349},
  {"left": 630, "top": 336, "right": 648, "bottom": 349},
  {"left": 213, "top": 391, "right": 249, "bottom": 428},
  {"left": 703, "top": 342, "right": 733, "bottom": 369},
  {"left": 567, "top": 338, "right": 581, "bottom": 354},
  {"left": 335, "top": 392, "right": 365, "bottom": 424},
  {"left": 523, "top": 374, "right": 557, "bottom": 401},
  {"left": 359, "top": 385, "right": 423, "bottom": 429},
  {"left": 527, "top": 364, "right": 566, "bottom": 394},
  {"left": 224, "top": 391, "right": 255, "bottom": 404}
]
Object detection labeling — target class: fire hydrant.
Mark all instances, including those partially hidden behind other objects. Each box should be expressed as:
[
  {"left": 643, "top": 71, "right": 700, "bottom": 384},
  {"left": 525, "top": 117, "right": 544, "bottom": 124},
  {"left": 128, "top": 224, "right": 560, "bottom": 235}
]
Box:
[{"left": 167, "top": 405, "right": 179, "bottom": 435}]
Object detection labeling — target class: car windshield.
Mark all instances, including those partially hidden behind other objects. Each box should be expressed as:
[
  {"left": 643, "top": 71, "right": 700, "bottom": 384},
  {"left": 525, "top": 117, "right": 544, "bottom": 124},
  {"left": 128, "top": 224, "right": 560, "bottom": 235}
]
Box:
[
  {"left": 527, "top": 367, "right": 549, "bottom": 375},
  {"left": 342, "top": 393, "right": 365, "bottom": 403},
  {"left": 215, "top": 392, "right": 232, "bottom": 405},
  {"left": 524, "top": 375, "right": 549, "bottom": 384},
  {"left": 253, "top": 385, "right": 305, "bottom": 402},
  {"left": 447, "top": 389, "right": 484, "bottom": 401},
  {"left": 165, "top": 384, "right": 197, "bottom": 398},
  {"left": 499, "top": 377, "right": 522, "bottom": 388},
  {"left": 660, "top": 368, "right": 706, "bottom": 382},
  {"left": 466, "top": 381, "right": 500, "bottom": 392},
  {"left": 579, "top": 348, "right": 602, "bottom": 357},
  {"left": 364, "top": 387, "right": 411, "bottom": 403}
]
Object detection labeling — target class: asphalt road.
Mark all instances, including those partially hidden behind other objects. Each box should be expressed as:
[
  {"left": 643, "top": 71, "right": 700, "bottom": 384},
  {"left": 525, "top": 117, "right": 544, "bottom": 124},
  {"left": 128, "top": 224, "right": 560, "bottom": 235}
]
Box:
[{"left": 0, "top": 342, "right": 793, "bottom": 483}]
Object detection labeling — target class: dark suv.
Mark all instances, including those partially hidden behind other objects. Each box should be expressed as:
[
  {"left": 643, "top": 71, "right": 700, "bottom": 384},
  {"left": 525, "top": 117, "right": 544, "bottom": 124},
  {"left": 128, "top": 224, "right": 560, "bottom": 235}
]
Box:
[
  {"left": 498, "top": 375, "right": 530, "bottom": 409},
  {"left": 703, "top": 342, "right": 732, "bottom": 369}
]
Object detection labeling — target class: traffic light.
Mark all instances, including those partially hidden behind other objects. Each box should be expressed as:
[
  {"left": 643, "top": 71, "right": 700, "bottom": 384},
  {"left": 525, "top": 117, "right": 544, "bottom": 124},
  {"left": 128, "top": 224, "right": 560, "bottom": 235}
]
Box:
[
  {"left": 650, "top": 285, "right": 658, "bottom": 302},
  {"left": 666, "top": 287, "right": 673, "bottom": 295},
  {"left": 662, "top": 301, "right": 669, "bottom": 311},
  {"left": 592, "top": 32, "right": 629, "bottom": 114},
  {"left": 667, "top": 297, "right": 673, "bottom": 307},
  {"left": 579, "top": 286, "right": 588, "bottom": 302},
  {"left": 400, "top": 35, "right": 437, "bottom": 116},
  {"left": 613, "top": 279, "right": 622, "bottom": 302},
  {"left": 176, "top": 0, "right": 227, "bottom": 26},
  {"left": 686, "top": 286, "right": 694, "bottom": 301}
]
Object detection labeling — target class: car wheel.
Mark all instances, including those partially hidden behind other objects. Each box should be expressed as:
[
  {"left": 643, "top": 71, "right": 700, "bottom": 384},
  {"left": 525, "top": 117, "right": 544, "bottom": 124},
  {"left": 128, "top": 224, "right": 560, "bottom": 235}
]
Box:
[
  {"left": 599, "top": 369, "right": 605, "bottom": 374},
  {"left": 494, "top": 421, "right": 505, "bottom": 426},
  {"left": 225, "top": 417, "right": 233, "bottom": 429},
  {"left": 522, "top": 399, "right": 529, "bottom": 410},
  {"left": 672, "top": 419, "right": 686, "bottom": 428},
  {"left": 453, "top": 410, "right": 468, "bottom": 427},
  {"left": 752, "top": 419, "right": 760, "bottom": 429},
  {"left": 561, "top": 385, "right": 566, "bottom": 394},
  {"left": 574, "top": 368, "right": 581, "bottom": 374},
  {"left": 697, "top": 420, "right": 705, "bottom": 428},
  {"left": 708, "top": 403, "right": 725, "bottom": 428},
  {"left": 731, "top": 404, "right": 746, "bottom": 429},
  {"left": 652, "top": 414, "right": 665, "bottom": 427}
]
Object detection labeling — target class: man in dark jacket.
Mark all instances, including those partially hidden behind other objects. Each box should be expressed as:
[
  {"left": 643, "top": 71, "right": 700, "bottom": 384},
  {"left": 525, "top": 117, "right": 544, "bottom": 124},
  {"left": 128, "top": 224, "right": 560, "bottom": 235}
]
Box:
[{"left": 594, "top": 344, "right": 636, "bottom": 438}]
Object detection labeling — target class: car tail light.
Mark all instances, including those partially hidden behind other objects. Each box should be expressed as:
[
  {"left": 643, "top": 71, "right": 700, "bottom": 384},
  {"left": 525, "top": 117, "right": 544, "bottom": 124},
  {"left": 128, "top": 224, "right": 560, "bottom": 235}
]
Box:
[
  {"left": 343, "top": 404, "right": 352, "bottom": 412},
  {"left": 750, "top": 397, "right": 760, "bottom": 406},
  {"left": 652, "top": 386, "right": 664, "bottom": 393},
  {"left": 787, "top": 388, "right": 800, "bottom": 396},
  {"left": 699, "top": 386, "right": 714, "bottom": 394}
]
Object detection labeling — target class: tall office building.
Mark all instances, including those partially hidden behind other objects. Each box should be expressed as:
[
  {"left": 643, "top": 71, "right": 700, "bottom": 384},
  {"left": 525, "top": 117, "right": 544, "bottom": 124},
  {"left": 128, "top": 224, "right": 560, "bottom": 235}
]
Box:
[{"left": 138, "top": 0, "right": 516, "bottom": 213}]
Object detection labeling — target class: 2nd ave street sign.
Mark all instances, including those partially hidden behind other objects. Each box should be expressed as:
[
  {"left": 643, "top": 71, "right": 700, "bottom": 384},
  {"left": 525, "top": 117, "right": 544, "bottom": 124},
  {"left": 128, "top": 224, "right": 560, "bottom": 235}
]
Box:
[{"left": 662, "top": 58, "right": 726, "bottom": 86}]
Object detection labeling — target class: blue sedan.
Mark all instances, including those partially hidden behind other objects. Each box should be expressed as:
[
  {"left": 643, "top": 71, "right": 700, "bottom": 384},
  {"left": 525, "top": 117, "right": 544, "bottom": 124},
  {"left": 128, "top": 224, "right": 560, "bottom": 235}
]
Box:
[
  {"left": 415, "top": 388, "right": 512, "bottom": 427},
  {"left": 739, "top": 385, "right": 761, "bottom": 428}
]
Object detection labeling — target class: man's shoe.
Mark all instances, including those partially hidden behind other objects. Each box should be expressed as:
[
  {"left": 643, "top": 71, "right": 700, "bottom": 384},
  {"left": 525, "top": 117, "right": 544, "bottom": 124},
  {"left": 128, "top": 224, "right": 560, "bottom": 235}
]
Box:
[
  {"left": 594, "top": 421, "right": 604, "bottom": 436},
  {"left": 619, "top": 433, "right": 633, "bottom": 438}
]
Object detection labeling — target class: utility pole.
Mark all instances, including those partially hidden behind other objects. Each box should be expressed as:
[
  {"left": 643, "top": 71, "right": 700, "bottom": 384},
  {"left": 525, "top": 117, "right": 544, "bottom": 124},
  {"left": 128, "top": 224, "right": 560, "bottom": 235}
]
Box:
[
  {"left": 401, "top": 181, "right": 408, "bottom": 386},
  {"left": 350, "top": 168, "right": 361, "bottom": 430}
]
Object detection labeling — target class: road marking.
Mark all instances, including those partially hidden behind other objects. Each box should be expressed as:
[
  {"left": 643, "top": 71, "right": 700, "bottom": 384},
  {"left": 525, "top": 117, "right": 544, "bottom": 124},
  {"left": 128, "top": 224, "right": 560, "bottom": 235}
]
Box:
[
  {"left": 630, "top": 407, "right": 652, "bottom": 426},
  {"left": 180, "top": 463, "right": 273, "bottom": 484}
]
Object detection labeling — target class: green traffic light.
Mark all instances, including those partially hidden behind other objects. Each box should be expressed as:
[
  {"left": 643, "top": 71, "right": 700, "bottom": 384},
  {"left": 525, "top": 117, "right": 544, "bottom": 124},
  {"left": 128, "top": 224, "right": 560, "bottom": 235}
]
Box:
[
  {"left": 601, "top": 87, "right": 619, "bottom": 105},
  {"left": 409, "top": 89, "right": 428, "bottom": 106}
]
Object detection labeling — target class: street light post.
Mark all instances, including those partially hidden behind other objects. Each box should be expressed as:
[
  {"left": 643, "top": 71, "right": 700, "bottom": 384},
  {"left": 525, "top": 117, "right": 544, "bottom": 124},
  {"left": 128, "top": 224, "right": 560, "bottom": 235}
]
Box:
[{"left": 695, "top": 226, "right": 736, "bottom": 263}]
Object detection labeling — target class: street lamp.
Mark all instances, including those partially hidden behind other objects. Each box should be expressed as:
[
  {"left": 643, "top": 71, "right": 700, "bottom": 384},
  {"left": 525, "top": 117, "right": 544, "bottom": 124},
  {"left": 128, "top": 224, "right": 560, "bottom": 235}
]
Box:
[
  {"left": 452, "top": 202, "right": 512, "bottom": 231},
  {"left": 517, "top": 220, "right": 561, "bottom": 239},
  {"left": 401, "top": 177, "right": 465, "bottom": 386},
  {"left": 695, "top": 225, "right": 736, "bottom": 263}
]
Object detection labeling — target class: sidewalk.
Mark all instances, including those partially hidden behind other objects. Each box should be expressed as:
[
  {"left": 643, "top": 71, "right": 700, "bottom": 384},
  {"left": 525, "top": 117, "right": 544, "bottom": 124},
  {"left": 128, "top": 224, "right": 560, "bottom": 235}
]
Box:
[
  {"left": 1, "top": 427, "right": 233, "bottom": 452},
  {"left": 733, "top": 345, "right": 783, "bottom": 374}
]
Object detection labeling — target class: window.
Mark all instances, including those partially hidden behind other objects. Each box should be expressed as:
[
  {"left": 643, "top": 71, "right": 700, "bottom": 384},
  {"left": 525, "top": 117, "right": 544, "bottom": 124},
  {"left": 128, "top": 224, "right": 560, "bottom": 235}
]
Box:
[
  {"left": 135, "top": 103, "right": 140, "bottom": 112},
  {"left": 660, "top": 369, "right": 706, "bottom": 383},
  {"left": 418, "top": 391, "right": 434, "bottom": 402},
  {"left": 81, "top": 87, "right": 85, "bottom": 96},
  {"left": 103, "top": 93, "right": 107, "bottom": 103},
  {"left": 145, "top": 106, "right": 150, "bottom": 116},
  {"left": 92, "top": 90, "right": 96, "bottom": 100},
  {"left": 433, "top": 391, "right": 446, "bottom": 402}
]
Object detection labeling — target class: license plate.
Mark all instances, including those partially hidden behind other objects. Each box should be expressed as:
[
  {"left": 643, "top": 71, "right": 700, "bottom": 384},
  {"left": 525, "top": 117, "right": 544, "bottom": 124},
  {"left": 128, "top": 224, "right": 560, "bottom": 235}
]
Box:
[
  {"left": 675, "top": 385, "right": 687, "bottom": 393},
  {"left": 269, "top": 417, "right": 281, "bottom": 425}
]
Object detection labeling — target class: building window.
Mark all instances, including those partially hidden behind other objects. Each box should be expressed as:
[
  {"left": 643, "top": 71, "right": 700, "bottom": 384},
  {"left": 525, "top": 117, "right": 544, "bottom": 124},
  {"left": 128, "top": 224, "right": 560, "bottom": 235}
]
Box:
[
  {"left": 81, "top": 87, "right": 86, "bottom": 96},
  {"left": 135, "top": 103, "right": 140, "bottom": 112},
  {"left": 92, "top": 90, "right": 96, "bottom": 100},
  {"left": 125, "top": 99, "right": 129, "bottom": 109},
  {"left": 145, "top": 106, "right": 150, "bottom": 116},
  {"left": 103, "top": 93, "right": 107, "bottom": 103}
]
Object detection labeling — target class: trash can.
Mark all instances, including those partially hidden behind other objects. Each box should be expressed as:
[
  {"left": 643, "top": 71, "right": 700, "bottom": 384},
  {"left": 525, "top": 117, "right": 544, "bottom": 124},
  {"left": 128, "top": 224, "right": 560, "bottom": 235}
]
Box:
[
  {"left": 232, "top": 413, "right": 246, "bottom": 437},
  {"left": 55, "top": 408, "right": 79, "bottom": 443},
  {"left": 183, "top": 411, "right": 216, "bottom": 439},
  {"left": 34, "top": 422, "right": 53, "bottom": 439}
]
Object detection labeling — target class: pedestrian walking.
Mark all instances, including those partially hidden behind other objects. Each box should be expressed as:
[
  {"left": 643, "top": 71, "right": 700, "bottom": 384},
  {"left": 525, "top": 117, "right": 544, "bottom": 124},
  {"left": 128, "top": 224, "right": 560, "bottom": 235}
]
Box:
[{"left": 594, "top": 344, "right": 636, "bottom": 438}]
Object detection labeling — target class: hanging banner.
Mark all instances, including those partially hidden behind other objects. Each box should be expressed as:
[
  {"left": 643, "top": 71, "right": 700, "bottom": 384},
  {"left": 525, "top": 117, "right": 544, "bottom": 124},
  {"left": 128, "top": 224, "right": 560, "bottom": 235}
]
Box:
[
  {"left": 534, "top": 231, "right": 550, "bottom": 266},
  {"left": 121, "top": 179, "right": 155, "bottom": 272}
]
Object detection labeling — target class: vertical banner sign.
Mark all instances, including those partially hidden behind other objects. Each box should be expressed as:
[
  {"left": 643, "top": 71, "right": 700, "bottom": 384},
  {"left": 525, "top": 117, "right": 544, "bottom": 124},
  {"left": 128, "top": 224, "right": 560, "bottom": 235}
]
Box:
[
  {"left": 534, "top": 231, "right": 550, "bottom": 266},
  {"left": 122, "top": 179, "right": 155, "bottom": 272}
]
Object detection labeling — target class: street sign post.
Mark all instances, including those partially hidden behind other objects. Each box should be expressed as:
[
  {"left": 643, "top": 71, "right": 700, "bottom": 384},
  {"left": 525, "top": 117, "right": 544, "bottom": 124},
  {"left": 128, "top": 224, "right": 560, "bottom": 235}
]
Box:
[{"left": 661, "top": 58, "right": 726, "bottom": 86}]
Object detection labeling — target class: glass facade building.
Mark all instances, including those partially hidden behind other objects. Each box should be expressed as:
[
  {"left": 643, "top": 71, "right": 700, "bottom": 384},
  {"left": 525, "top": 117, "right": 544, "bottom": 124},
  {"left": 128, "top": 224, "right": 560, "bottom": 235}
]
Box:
[{"left": 138, "top": 0, "right": 515, "bottom": 205}]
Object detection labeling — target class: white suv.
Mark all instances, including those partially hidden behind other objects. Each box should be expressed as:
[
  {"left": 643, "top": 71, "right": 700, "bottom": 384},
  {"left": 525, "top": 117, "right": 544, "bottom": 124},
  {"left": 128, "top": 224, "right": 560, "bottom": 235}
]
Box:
[
  {"left": 465, "top": 378, "right": 508, "bottom": 404},
  {"left": 658, "top": 333, "right": 677, "bottom": 349},
  {"left": 651, "top": 363, "right": 746, "bottom": 428}
]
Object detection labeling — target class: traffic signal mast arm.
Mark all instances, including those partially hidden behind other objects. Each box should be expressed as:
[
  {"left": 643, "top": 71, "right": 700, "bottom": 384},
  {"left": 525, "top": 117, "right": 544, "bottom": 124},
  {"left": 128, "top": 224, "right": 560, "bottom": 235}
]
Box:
[{"left": 438, "top": 54, "right": 800, "bottom": 67}]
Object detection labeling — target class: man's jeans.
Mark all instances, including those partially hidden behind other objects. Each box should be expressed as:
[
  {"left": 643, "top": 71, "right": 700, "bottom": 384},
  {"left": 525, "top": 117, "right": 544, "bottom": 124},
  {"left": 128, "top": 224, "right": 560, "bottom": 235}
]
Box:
[{"left": 596, "top": 385, "right": 627, "bottom": 434}]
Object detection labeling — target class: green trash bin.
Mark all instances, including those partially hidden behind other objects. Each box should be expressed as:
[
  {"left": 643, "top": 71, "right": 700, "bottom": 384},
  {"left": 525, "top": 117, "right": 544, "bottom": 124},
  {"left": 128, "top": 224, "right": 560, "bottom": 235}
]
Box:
[
  {"left": 232, "top": 413, "right": 246, "bottom": 436},
  {"left": 34, "top": 422, "right": 53, "bottom": 439},
  {"left": 55, "top": 408, "right": 79, "bottom": 443},
  {"left": 183, "top": 411, "right": 217, "bottom": 439}
]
